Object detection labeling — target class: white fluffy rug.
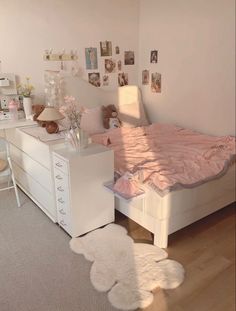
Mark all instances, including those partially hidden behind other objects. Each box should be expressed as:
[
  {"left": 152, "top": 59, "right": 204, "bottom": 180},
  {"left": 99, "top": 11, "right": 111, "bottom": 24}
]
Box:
[{"left": 70, "top": 224, "right": 184, "bottom": 310}]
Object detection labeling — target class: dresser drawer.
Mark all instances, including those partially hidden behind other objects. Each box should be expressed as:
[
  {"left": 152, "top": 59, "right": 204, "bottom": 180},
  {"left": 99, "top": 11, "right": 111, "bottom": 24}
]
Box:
[
  {"left": 57, "top": 212, "right": 71, "bottom": 234},
  {"left": 10, "top": 144, "right": 53, "bottom": 192},
  {"left": 53, "top": 155, "right": 68, "bottom": 175},
  {"left": 12, "top": 160, "right": 56, "bottom": 219},
  {"left": 6, "top": 128, "right": 51, "bottom": 169}
]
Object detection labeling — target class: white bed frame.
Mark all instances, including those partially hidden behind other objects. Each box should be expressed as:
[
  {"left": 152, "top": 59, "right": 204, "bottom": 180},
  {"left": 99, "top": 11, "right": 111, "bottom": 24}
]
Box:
[{"left": 64, "top": 76, "right": 236, "bottom": 248}]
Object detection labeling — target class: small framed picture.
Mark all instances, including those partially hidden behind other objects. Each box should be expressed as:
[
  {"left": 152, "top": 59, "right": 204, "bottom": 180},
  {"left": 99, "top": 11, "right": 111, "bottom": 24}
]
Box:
[
  {"left": 150, "top": 50, "right": 158, "bottom": 63},
  {"left": 142, "top": 70, "right": 149, "bottom": 85},
  {"left": 85, "top": 47, "right": 98, "bottom": 70},
  {"left": 105, "top": 59, "right": 116, "bottom": 73},
  {"left": 118, "top": 73, "right": 128, "bottom": 87},
  {"left": 88, "top": 72, "right": 101, "bottom": 87},
  {"left": 151, "top": 73, "right": 161, "bottom": 93},
  {"left": 115, "top": 46, "right": 120, "bottom": 54},
  {"left": 100, "top": 41, "right": 112, "bottom": 57},
  {"left": 117, "top": 60, "right": 122, "bottom": 71},
  {"left": 103, "top": 75, "right": 109, "bottom": 86},
  {"left": 124, "top": 51, "right": 135, "bottom": 65}
]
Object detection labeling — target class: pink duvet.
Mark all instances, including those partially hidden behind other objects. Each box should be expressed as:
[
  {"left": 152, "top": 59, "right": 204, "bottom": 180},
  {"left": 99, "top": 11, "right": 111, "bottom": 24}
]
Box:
[{"left": 92, "top": 124, "right": 235, "bottom": 194}]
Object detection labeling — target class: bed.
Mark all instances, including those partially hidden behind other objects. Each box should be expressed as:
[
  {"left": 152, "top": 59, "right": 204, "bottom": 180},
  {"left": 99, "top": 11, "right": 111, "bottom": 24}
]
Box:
[{"left": 64, "top": 76, "right": 236, "bottom": 248}]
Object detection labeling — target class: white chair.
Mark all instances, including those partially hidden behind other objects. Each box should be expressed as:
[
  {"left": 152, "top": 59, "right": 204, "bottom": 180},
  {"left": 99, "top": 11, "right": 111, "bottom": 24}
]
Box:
[{"left": 0, "top": 138, "right": 20, "bottom": 207}]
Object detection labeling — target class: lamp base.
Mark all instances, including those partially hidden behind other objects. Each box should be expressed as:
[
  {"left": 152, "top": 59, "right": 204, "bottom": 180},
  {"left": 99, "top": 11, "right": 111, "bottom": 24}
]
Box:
[{"left": 45, "top": 121, "right": 59, "bottom": 134}]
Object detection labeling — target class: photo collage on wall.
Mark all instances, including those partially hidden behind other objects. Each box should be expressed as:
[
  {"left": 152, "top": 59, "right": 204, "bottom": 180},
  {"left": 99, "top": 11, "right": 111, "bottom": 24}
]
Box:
[
  {"left": 85, "top": 40, "right": 135, "bottom": 88},
  {"left": 142, "top": 50, "right": 161, "bottom": 93}
]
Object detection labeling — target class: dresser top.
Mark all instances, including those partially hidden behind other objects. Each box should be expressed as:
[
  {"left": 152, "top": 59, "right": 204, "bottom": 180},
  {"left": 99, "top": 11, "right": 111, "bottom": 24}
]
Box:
[
  {"left": 0, "top": 119, "right": 36, "bottom": 130},
  {"left": 53, "top": 143, "right": 112, "bottom": 160}
]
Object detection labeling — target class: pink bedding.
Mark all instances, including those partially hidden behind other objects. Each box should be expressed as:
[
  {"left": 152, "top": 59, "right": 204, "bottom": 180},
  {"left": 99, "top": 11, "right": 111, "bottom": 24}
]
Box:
[{"left": 92, "top": 124, "right": 235, "bottom": 195}]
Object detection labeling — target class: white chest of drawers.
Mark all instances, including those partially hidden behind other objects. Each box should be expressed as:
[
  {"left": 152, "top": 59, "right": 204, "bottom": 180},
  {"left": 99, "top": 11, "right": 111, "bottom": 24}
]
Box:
[
  {"left": 52, "top": 144, "right": 114, "bottom": 237},
  {"left": 5, "top": 127, "right": 64, "bottom": 221}
]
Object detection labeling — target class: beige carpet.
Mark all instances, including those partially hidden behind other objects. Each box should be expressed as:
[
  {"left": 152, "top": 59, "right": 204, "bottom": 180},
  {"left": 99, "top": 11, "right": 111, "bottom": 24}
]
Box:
[{"left": 0, "top": 188, "right": 122, "bottom": 311}]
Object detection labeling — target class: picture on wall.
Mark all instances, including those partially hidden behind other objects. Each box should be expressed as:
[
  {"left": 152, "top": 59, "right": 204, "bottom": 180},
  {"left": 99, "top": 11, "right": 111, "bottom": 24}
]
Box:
[
  {"left": 124, "top": 51, "right": 135, "bottom": 65},
  {"left": 142, "top": 70, "right": 149, "bottom": 85},
  {"left": 100, "top": 41, "right": 112, "bottom": 56},
  {"left": 115, "top": 46, "right": 120, "bottom": 54},
  {"left": 150, "top": 50, "right": 158, "bottom": 63},
  {"left": 117, "top": 60, "right": 122, "bottom": 71},
  {"left": 85, "top": 48, "right": 98, "bottom": 70},
  {"left": 103, "top": 75, "right": 109, "bottom": 86},
  {"left": 88, "top": 72, "right": 101, "bottom": 87},
  {"left": 118, "top": 72, "right": 128, "bottom": 87},
  {"left": 105, "top": 59, "right": 116, "bottom": 73},
  {"left": 151, "top": 73, "right": 161, "bottom": 93}
]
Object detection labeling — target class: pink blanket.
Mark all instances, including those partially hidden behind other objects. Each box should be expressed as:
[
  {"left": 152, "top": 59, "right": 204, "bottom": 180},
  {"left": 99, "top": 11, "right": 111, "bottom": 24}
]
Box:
[{"left": 92, "top": 124, "right": 235, "bottom": 194}]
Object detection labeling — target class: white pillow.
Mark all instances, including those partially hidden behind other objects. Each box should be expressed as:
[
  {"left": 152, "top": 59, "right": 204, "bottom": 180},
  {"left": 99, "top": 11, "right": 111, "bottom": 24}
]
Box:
[
  {"left": 117, "top": 86, "right": 149, "bottom": 128},
  {"left": 80, "top": 106, "right": 105, "bottom": 135}
]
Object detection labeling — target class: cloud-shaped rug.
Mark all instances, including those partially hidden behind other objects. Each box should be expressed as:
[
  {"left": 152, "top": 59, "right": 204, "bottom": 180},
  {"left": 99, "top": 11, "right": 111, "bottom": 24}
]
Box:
[{"left": 70, "top": 224, "right": 184, "bottom": 310}]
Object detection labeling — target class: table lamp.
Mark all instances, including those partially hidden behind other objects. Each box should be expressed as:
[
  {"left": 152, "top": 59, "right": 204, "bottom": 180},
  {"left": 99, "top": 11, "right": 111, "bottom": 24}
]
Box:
[{"left": 37, "top": 106, "right": 64, "bottom": 134}]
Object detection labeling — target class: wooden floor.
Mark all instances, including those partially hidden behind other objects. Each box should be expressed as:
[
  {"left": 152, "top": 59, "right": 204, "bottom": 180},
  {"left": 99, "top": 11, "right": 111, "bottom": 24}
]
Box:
[{"left": 116, "top": 202, "right": 236, "bottom": 311}]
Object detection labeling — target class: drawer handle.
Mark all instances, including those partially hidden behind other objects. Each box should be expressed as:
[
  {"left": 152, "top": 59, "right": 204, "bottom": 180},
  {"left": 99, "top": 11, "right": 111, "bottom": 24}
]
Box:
[
  {"left": 59, "top": 209, "right": 66, "bottom": 215},
  {"left": 57, "top": 186, "right": 64, "bottom": 192},
  {"left": 56, "top": 162, "right": 63, "bottom": 168},
  {"left": 56, "top": 175, "right": 63, "bottom": 180},
  {"left": 59, "top": 220, "right": 67, "bottom": 226},
  {"left": 58, "top": 198, "right": 65, "bottom": 204}
]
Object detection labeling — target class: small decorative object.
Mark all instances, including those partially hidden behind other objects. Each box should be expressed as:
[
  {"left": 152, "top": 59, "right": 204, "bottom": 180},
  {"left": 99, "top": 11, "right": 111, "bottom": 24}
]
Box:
[
  {"left": 17, "top": 77, "right": 34, "bottom": 119},
  {"left": 44, "top": 70, "right": 64, "bottom": 107},
  {"left": 102, "top": 104, "right": 121, "bottom": 129},
  {"left": 105, "top": 59, "right": 116, "bottom": 73},
  {"left": 85, "top": 47, "right": 98, "bottom": 70},
  {"left": 59, "top": 96, "right": 86, "bottom": 150},
  {"left": 113, "top": 172, "right": 144, "bottom": 198},
  {"left": 151, "top": 73, "right": 161, "bottom": 93},
  {"left": 37, "top": 106, "right": 64, "bottom": 134},
  {"left": 142, "top": 70, "right": 150, "bottom": 85},
  {"left": 117, "top": 60, "right": 122, "bottom": 71},
  {"left": 150, "top": 50, "right": 158, "bottom": 63},
  {"left": 124, "top": 51, "right": 135, "bottom": 65},
  {"left": 118, "top": 72, "right": 128, "bottom": 87},
  {"left": 100, "top": 41, "right": 112, "bottom": 56},
  {"left": 103, "top": 75, "right": 109, "bottom": 86},
  {"left": 115, "top": 46, "right": 120, "bottom": 54},
  {"left": 88, "top": 72, "right": 101, "bottom": 87},
  {"left": 8, "top": 99, "right": 19, "bottom": 121}
]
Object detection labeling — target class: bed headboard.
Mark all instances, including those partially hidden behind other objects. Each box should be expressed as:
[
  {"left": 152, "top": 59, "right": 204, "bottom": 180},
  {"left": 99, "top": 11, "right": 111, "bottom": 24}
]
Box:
[
  {"left": 63, "top": 76, "right": 149, "bottom": 126},
  {"left": 63, "top": 76, "right": 118, "bottom": 108}
]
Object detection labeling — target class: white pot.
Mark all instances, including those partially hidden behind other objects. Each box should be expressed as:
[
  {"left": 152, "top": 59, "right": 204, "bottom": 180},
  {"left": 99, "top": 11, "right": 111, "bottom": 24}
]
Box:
[{"left": 23, "top": 97, "right": 32, "bottom": 119}]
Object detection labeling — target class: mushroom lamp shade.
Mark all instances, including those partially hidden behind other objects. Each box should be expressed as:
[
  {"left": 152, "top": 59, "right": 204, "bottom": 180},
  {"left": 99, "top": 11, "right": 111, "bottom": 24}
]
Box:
[{"left": 37, "top": 106, "right": 64, "bottom": 134}]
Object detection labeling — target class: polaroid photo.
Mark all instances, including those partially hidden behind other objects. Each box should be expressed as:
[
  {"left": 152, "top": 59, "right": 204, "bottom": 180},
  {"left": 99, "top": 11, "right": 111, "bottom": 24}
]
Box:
[
  {"left": 117, "top": 60, "right": 122, "bottom": 71},
  {"left": 85, "top": 48, "right": 98, "bottom": 70},
  {"left": 100, "top": 41, "right": 112, "bottom": 57},
  {"left": 88, "top": 72, "right": 101, "bottom": 87},
  {"left": 124, "top": 51, "right": 135, "bottom": 65},
  {"left": 118, "top": 72, "right": 128, "bottom": 87},
  {"left": 151, "top": 73, "right": 161, "bottom": 93},
  {"left": 150, "top": 50, "right": 158, "bottom": 63},
  {"left": 142, "top": 70, "right": 149, "bottom": 85},
  {"left": 105, "top": 59, "right": 116, "bottom": 73}
]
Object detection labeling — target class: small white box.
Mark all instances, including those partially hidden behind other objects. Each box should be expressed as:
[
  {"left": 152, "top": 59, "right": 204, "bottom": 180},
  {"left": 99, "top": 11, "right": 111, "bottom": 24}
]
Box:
[{"left": 0, "top": 79, "right": 10, "bottom": 87}]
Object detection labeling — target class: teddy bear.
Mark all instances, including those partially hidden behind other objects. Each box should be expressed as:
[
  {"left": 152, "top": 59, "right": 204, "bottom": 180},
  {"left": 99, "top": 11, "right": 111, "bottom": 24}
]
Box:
[
  {"left": 102, "top": 104, "right": 121, "bottom": 129},
  {"left": 32, "top": 104, "right": 46, "bottom": 127}
]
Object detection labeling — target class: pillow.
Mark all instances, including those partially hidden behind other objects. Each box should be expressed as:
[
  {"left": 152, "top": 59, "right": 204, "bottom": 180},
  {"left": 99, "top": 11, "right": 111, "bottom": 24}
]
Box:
[
  {"left": 80, "top": 106, "right": 105, "bottom": 135},
  {"left": 117, "top": 86, "right": 149, "bottom": 128},
  {"left": 118, "top": 102, "right": 149, "bottom": 128}
]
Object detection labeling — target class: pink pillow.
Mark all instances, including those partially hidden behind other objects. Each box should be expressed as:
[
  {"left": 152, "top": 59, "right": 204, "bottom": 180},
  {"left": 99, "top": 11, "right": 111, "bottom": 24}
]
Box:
[{"left": 80, "top": 106, "right": 105, "bottom": 135}]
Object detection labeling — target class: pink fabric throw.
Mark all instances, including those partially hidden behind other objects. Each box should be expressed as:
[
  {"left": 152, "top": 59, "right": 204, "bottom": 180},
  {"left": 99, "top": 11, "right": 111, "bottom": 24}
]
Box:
[{"left": 92, "top": 124, "right": 236, "bottom": 194}]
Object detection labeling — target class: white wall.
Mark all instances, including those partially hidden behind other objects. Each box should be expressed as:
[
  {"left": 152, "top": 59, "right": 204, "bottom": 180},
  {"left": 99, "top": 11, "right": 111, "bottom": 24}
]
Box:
[
  {"left": 0, "top": 0, "right": 139, "bottom": 103},
  {"left": 138, "top": 0, "right": 235, "bottom": 136}
]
